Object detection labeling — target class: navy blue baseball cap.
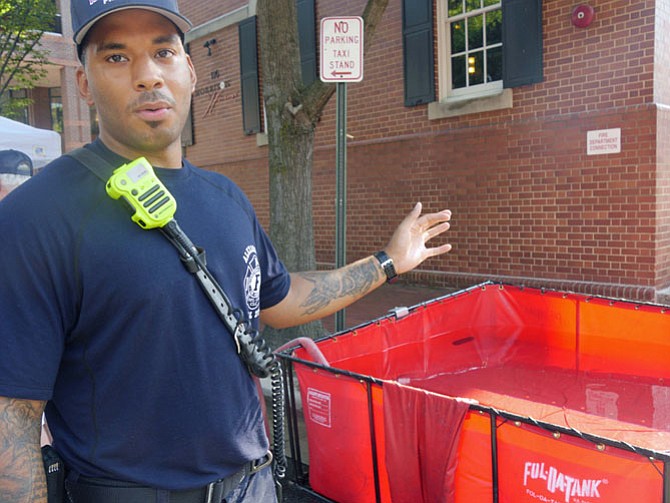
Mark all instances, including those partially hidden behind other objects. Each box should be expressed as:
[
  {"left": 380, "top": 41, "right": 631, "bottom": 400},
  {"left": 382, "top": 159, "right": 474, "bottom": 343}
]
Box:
[
  {"left": 71, "top": 0, "right": 192, "bottom": 45},
  {"left": 0, "top": 150, "right": 33, "bottom": 176}
]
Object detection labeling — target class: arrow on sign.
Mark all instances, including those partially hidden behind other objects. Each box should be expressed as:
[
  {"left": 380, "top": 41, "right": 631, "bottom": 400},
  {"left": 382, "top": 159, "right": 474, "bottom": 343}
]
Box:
[{"left": 331, "top": 71, "right": 352, "bottom": 77}]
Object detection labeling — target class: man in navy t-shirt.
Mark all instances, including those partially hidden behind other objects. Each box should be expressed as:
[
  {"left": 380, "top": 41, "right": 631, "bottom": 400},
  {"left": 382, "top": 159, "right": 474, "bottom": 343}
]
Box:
[{"left": 0, "top": 1, "right": 453, "bottom": 501}]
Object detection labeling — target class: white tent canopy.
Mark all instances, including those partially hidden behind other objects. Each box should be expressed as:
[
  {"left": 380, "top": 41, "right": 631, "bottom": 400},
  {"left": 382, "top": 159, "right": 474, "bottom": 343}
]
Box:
[{"left": 0, "top": 116, "right": 61, "bottom": 171}]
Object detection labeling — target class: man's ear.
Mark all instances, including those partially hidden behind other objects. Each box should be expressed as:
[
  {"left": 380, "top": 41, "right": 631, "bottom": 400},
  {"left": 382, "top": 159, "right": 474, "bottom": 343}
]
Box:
[
  {"left": 186, "top": 54, "right": 197, "bottom": 93},
  {"left": 76, "top": 66, "right": 95, "bottom": 107}
]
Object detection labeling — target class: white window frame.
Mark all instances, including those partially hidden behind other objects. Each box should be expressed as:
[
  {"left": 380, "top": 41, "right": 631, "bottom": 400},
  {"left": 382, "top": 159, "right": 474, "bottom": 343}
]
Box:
[{"left": 436, "top": 0, "right": 503, "bottom": 102}]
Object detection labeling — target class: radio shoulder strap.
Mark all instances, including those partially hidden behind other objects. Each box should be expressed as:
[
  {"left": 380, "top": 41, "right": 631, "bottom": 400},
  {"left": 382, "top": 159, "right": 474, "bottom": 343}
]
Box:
[{"left": 66, "top": 147, "right": 115, "bottom": 182}]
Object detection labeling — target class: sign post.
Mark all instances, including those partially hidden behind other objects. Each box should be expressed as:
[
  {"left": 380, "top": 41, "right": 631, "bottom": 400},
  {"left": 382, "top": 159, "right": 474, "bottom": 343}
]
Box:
[{"left": 320, "top": 16, "right": 364, "bottom": 332}]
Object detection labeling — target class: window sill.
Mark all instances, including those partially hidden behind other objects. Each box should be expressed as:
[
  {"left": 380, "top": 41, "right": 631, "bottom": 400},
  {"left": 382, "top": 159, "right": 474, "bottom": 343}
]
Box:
[
  {"left": 428, "top": 88, "right": 513, "bottom": 120},
  {"left": 256, "top": 133, "right": 268, "bottom": 147}
]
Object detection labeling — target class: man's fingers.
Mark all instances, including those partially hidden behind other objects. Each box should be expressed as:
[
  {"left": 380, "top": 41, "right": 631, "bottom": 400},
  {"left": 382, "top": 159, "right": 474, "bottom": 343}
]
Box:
[
  {"left": 424, "top": 221, "right": 451, "bottom": 241},
  {"left": 427, "top": 243, "right": 453, "bottom": 257},
  {"left": 417, "top": 209, "right": 452, "bottom": 229},
  {"left": 403, "top": 202, "right": 423, "bottom": 225}
]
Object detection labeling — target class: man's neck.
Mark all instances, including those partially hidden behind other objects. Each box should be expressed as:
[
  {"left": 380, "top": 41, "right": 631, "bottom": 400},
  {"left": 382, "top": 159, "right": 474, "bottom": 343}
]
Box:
[{"left": 98, "top": 134, "right": 182, "bottom": 169}]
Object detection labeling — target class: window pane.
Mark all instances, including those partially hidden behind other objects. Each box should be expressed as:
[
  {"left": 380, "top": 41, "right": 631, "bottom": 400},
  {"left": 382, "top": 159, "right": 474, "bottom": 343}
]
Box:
[
  {"left": 49, "top": 87, "right": 63, "bottom": 134},
  {"left": 468, "top": 14, "right": 483, "bottom": 50},
  {"left": 8, "top": 90, "right": 29, "bottom": 124},
  {"left": 452, "top": 55, "right": 466, "bottom": 89},
  {"left": 486, "top": 9, "right": 502, "bottom": 45},
  {"left": 451, "top": 20, "right": 465, "bottom": 54},
  {"left": 487, "top": 46, "right": 502, "bottom": 82},
  {"left": 448, "top": 0, "right": 463, "bottom": 16},
  {"left": 447, "top": 0, "right": 504, "bottom": 93},
  {"left": 468, "top": 51, "right": 484, "bottom": 85},
  {"left": 465, "top": 0, "right": 480, "bottom": 12}
]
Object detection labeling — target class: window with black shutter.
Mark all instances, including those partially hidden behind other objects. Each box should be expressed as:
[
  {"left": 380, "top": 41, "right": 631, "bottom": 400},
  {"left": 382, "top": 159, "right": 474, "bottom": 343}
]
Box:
[
  {"left": 238, "top": 2, "right": 314, "bottom": 133},
  {"left": 426, "top": 0, "right": 544, "bottom": 114},
  {"left": 402, "top": 0, "right": 436, "bottom": 106},
  {"left": 502, "top": 0, "right": 543, "bottom": 88},
  {"left": 297, "top": 0, "right": 317, "bottom": 86},
  {"left": 239, "top": 16, "right": 261, "bottom": 135}
]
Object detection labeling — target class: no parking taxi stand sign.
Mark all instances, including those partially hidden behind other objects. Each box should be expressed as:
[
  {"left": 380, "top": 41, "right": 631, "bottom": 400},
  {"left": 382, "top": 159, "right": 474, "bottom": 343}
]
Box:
[{"left": 320, "top": 16, "right": 364, "bottom": 83}]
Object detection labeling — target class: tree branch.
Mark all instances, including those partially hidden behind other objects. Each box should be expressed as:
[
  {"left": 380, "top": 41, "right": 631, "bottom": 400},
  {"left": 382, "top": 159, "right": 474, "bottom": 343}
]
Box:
[
  {"left": 0, "top": 35, "right": 42, "bottom": 99},
  {"left": 0, "top": 0, "right": 55, "bottom": 109}
]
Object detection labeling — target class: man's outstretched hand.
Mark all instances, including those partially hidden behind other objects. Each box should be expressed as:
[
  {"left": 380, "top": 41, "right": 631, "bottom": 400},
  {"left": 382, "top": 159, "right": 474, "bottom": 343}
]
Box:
[{"left": 384, "top": 202, "right": 452, "bottom": 275}]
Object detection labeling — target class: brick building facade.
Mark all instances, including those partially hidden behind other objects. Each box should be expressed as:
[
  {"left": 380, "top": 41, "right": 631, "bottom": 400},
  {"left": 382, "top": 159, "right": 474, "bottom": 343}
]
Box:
[
  {"left": 31, "top": 0, "right": 670, "bottom": 302},
  {"left": 180, "top": 0, "right": 670, "bottom": 302}
]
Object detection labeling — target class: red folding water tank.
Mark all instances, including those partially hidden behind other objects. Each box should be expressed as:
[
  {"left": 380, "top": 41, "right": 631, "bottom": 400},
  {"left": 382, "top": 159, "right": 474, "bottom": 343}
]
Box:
[{"left": 287, "top": 283, "right": 670, "bottom": 502}]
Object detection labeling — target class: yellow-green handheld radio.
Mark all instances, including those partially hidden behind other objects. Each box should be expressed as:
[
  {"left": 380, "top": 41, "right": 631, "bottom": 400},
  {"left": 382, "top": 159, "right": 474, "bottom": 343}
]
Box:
[{"left": 105, "top": 157, "right": 176, "bottom": 229}]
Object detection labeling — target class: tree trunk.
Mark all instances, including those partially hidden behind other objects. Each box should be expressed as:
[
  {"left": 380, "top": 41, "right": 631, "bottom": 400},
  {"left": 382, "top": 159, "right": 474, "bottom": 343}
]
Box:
[
  {"left": 256, "top": 0, "right": 390, "bottom": 347},
  {"left": 264, "top": 100, "right": 326, "bottom": 347},
  {"left": 258, "top": 0, "right": 326, "bottom": 347}
]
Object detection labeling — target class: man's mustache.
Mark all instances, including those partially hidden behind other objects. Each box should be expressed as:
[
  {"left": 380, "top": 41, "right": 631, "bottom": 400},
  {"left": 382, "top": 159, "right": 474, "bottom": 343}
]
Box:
[{"left": 130, "top": 91, "right": 177, "bottom": 110}]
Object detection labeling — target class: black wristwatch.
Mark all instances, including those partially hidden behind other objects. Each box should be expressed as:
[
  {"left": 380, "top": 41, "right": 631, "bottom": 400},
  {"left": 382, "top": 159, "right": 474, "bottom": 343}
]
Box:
[{"left": 374, "top": 251, "right": 398, "bottom": 284}]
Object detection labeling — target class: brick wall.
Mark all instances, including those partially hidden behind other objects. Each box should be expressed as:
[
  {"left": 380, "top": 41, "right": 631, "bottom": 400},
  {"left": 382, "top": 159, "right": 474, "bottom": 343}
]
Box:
[
  {"left": 184, "top": 0, "right": 245, "bottom": 28},
  {"left": 654, "top": 0, "right": 670, "bottom": 292},
  {"left": 658, "top": 108, "right": 670, "bottom": 290},
  {"left": 183, "top": 1, "right": 270, "bottom": 226},
  {"left": 182, "top": 0, "right": 670, "bottom": 300},
  {"left": 30, "top": 88, "right": 53, "bottom": 130}
]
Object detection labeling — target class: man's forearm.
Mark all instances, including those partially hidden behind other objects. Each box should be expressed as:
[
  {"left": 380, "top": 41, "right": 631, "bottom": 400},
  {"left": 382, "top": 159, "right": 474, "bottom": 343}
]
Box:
[
  {"left": 296, "top": 257, "right": 383, "bottom": 316},
  {"left": 262, "top": 255, "right": 385, "bottom": 328},
  {"left": 0, "top": 397, "right": 47, "bottom": 503}
]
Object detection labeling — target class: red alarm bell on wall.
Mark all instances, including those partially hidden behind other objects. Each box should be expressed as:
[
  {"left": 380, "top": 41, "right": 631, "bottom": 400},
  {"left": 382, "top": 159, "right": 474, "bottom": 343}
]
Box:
[{"left": 571, "top": 4, "right": 595, "bottom": 28}]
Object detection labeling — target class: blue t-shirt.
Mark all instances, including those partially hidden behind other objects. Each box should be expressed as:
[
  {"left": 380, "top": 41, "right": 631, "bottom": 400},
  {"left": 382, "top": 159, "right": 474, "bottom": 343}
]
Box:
[{"left": 0, "top": 140, "right": 290, "bottom": 490}]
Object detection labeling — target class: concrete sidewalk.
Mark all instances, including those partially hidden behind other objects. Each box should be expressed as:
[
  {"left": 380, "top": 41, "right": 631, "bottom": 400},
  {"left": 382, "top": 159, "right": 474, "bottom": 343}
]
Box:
[{"left": 320, "top": 282, "right": 455, "bottom": 333}]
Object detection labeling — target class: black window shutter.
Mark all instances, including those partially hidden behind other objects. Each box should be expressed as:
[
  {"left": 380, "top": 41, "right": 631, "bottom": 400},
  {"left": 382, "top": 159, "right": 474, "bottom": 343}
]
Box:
[
  {"left": 502, "top": 0, "right": 543, "bottom": 88},
  {"left": 297, "top": 0, "right": 316, "bottom": 86},
  {"left": 402, "top": 0, "right": 435, "bottom": 106},
  {"left": 239, "top": 17, "right": 261, "bottom": 134}
]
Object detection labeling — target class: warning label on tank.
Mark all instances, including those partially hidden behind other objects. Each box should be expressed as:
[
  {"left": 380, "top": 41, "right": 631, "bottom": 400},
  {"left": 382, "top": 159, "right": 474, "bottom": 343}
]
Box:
[{"left": 306, "top": 388, "right": 332, "bottom": 428}]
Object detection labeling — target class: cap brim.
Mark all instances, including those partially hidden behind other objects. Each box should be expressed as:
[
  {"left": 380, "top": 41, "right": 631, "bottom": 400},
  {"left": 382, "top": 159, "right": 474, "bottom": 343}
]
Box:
[{"left": 74, "top": 5, "right": 192, "bottom": 45}]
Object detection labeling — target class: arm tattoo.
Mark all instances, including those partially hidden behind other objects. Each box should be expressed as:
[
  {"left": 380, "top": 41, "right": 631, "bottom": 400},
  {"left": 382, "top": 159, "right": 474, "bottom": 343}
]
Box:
[
  {"left": 0, "top": 397, "right": 47, "bottom": 503},
  {"left": 297, "top": 259, "right": 382, "bottom": 315}
]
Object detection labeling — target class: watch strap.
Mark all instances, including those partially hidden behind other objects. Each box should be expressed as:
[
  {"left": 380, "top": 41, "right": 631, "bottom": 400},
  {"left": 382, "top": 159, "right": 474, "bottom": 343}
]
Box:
[{"left": 374, "top": 251, "right": 398, "bottom": 284}]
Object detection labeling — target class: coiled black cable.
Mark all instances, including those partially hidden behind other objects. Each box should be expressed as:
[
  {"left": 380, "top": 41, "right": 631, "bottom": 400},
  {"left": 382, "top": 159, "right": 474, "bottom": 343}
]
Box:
[{"left": 269, "top": 361, "right": 287, "bottom": 480}]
